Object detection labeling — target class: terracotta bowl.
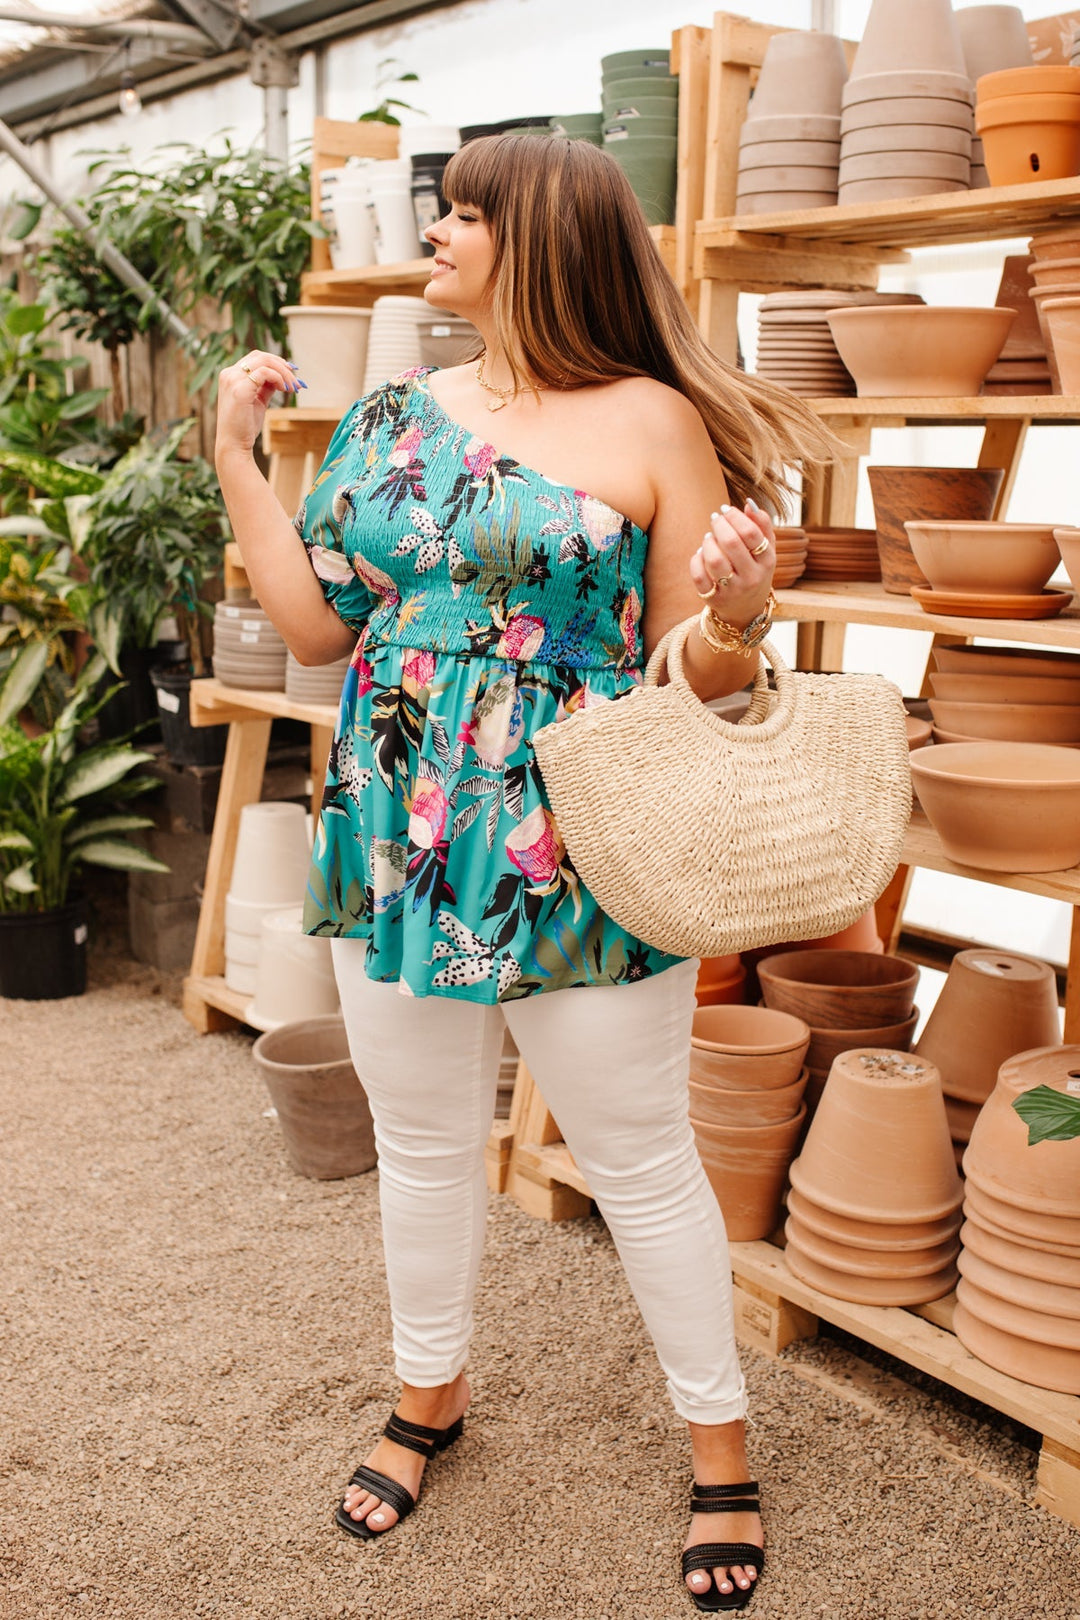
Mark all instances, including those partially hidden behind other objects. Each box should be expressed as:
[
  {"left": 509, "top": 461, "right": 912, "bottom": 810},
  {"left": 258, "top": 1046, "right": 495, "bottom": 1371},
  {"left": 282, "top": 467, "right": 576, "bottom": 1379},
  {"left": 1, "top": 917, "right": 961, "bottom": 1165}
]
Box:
[
  {"left": 757, "top": 950, "right": 919, "bottom": 1029},
  {"left": 904, "top": 519, "right": 1060, "bottom": 594},
  {"left": 929, "top": 669, "right": 1080, "bottom": 704},
  {"left": 690, "top": 1004, "right": 811, "bottom": 1090},
  {"left": 826, "top": 306, "right": 1015, "bottom": 397},
  {"left": 909, "top": 741, "right": 1080, "bottom": 871},
  {"left": 906, "top": 716, "right": 933, "bottom": 749},
  {"left": 788, "top": 1047, "right": 963, "bottom": 1225},
  {"left": 1054, "top": 526, "right": 1080, "bottom": 594},
  {"left": 785, "top": 1214, "right": 960, "bottom": 1278},
  {"left": 786, "top": 1183, "right": 962, "bottom": 1251},
  {"left": 867, "top": 464, "right": 1005, "bottom": 594},
  {"left": 688, "top": 1066, "right": 808, "bottom": 1128},
  {"left": 953, "top": 1301, "right": 1080, "bottom": 1393},
  {"left": 926, "top": 698, "right": 1080, "bottom": 745},
  {"left": 806, "top": 1008, "right": 918, "bottom": 1074}
]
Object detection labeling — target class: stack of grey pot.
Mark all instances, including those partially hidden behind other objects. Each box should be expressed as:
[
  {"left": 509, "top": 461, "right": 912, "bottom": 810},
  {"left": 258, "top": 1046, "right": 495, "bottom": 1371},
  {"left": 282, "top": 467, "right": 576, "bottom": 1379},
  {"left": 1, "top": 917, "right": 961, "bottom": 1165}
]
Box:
[
  {"left": 956, "top": 4, "right": 1034, "bottom": 186},
  {"left": 601, "top": 48, "right": 678, "bottom": 226},
  {"left": 838, "top": 0, "right": 974, "bottom": 204},
  {"left": 284, "top": 650, "right": 352, "bottom": 707},
  {"left": 736, "top": 30, "right": 848, "bottom": 215},
  {"left": 213, "top": 600, "right": 287, "bottom": 691}
]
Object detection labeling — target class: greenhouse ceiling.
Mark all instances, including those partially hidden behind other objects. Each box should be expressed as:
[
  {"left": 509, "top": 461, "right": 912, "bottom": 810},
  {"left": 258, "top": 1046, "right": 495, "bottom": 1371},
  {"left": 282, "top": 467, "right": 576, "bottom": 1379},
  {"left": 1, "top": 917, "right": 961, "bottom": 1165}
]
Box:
[{"left": 0, "top": 0, "right": 453, "bottom": 133}]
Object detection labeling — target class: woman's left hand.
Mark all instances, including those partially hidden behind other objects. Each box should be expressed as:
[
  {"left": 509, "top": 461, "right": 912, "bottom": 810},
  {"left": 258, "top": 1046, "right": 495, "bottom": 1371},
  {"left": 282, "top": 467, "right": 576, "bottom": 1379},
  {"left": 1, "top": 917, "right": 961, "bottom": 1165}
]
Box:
[{"left": 688, "top": 499, "right": 776, "bottom": 626}]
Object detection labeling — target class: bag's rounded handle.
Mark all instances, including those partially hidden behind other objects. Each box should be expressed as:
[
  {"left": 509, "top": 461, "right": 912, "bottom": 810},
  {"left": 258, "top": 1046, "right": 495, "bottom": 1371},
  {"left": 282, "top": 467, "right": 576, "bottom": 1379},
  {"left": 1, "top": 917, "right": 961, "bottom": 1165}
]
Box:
[{"left": 643, "top": 616, "right": 797, "bottom": 739}]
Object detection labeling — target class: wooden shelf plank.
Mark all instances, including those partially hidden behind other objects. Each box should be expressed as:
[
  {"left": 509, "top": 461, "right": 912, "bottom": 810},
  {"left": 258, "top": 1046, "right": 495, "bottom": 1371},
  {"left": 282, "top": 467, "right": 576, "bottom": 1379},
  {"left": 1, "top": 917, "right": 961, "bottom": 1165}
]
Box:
[
  {"left": 902, "top": 812, "right": 1080, "bottom": 905},
  {"left": 189, "top": 676, "right": 338, "bottom": 730},
  {"left": 696, "top": 174, "right": 1080, "bottom": 256},
  {"left": 774, "top": 581, "right": 1080, "bottom": 647},
  {"left": 803, "top": 395, "right": 1080, "bottom": 424},
  {"left": 183, "top": 973, "right": 254, "bottom": 1025},
  {"left": 729, "top": 1239, "right": 1080, "bottom": 1452}
]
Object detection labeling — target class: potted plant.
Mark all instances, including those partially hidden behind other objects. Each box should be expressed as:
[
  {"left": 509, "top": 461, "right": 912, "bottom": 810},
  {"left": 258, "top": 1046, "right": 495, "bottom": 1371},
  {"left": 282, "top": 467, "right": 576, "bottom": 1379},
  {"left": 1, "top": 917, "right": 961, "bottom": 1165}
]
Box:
[
  {"left": 79, "top": 418, "right": 230, "bottom": 764},
  {"left": 0, "top": 654, "right": 167, "bottom": 999}
]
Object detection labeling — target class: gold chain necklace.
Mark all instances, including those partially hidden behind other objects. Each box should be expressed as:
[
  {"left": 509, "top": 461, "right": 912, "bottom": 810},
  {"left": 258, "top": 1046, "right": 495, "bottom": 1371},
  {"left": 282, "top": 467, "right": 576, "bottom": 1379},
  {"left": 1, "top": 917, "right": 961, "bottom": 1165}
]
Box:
[{"left": 475, "top": 354, "right": 513, "bottom": 412}]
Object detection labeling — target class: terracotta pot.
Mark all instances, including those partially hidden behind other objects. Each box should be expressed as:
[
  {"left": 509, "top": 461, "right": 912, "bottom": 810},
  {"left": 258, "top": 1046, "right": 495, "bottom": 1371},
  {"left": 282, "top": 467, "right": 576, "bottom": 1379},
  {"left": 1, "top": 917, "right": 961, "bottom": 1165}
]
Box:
[
  {"left": 690, "top": 1008, "right": 810, "bottom": 1091},
  {"left": 748, "top": 30, "right": 849, "bottom": 122},
  {"left": 841, "top": 95, "right": 976, "bottom": 133},
  {"left": 1054, "top": 526, "right": 1080, "bottom": 593},
  {"left": 785, "top": 1229, "right": 959, "bottom": 1304},
  {"left": 805, "top": 1008, "right": 918, "bottom": 1074},
  {"left": 975, "top": 65, "right": 1080, "bottom": 99},
  {"left": 960, "top": 1215, "right": 1080, "bottom": 1285},
  {"left": 975, "top": 91, "right": 1080, "bottom": 185},
  {"left": 1039, "top": 296, "right": 1080, "bottom": 393},
  {"left": 958, "top": 1242, "right": 1080, "bottom": 1316},
  {"left": 758, "top": 950, "right": 919, "bottom": 1030},
  {"left": 787, "top": 1183, "right": 962, "bottom": 1250},
  {"left": 738, "top": 113, "right": 843, "bottom": 144},
  {"left": 1030, "top": 227, "right": 1080, "bottom": 260},
  {"left": 868, "top": 465, "right": 1005, "bottom": 594},
  {"left": 904, "top": 519, "right": 1060, "bottom": 595},
  {"left": 945, "top": 1093, "right": 982, "bottom": 1140},
  {"left": 962, "top": 1045, "right": 1080, "bottom": 1216},
  {"left": 689, "top": 1066, "right": 808, "bottom": 1127},
  {"left": 844, "top": 67, "right": 973, "bottom": 102},
  {"left": 926, "top": 697, "right": 1080, "bottom": 744},
  {"left": 957, "top": 1275, "right": 1080, "bottom": 1347},
  {"left": 953, "top": 1301, "right": 1080, "bottom": 1393},
  {"left": 931, "top": 642, "right": 1080, "bottom": 676},
  {"left": 909, "top": 741, "right": 1080, "bottom": 872},
  {"left": 693, "top": 1105, "right": 807, "bottom": 1241},
  {"left": 837, "top": 150, "right": 972, "bottom": 182},
  {"left": 964, "top": 1178, "right": 1080, "bottom": 1252},
  {"left": 841, "top": 123, "right": 973, "bottom": 158},
  {"left": 788, "top": 1047, "right": 963, "bottom": 1223},
  {"left": 1030, "top": 256, "right": 1080, "bottom": 287},
  {"left": 957, "top": 6, "right": 1034, "bottom": 81},
  {"left": 849, "top": 0, "right": 967, "bottom": 80},
  {"left": 826, "top": 306, "right": 1016, "bottom": 398},
  {"left": 914, "top": 950, "right": 1060, "bottom": 1107},
  {"left": 695, "top": 954, "right": 747, "bottom": 1008},
  {"left": 785, "top": 1213, "right": 960, "bottom": 1277},
  {"left": 906, "top": 716, "right": 934, "bottom": 749},
  {"left": 929, "top": 669, "right": 1080, "bottom": 703},
  {"left": 252, "top": 1015, "right": 376, "bottom": 1180}
]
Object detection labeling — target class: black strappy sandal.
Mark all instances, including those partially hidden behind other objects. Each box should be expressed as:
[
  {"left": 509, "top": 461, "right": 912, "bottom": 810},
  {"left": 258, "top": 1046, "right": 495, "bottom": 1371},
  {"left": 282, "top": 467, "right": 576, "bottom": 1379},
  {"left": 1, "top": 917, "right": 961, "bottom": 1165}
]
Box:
[
  {"left": 334, "top": 1410, "right": 465, "bottom": 1540},
  {"left": 681, "top": 1480, "right": 765, "bottom": 1612}
]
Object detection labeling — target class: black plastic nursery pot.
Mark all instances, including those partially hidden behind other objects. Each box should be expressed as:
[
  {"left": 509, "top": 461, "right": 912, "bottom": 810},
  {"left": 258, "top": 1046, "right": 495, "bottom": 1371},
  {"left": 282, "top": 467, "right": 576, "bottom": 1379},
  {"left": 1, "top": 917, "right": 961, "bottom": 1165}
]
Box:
[
  {"left": 149, "top": 666, "right": 228, "bottom": 768},
  {"left": 0, "top": 896, "right": 89, "bottom": 1000}
]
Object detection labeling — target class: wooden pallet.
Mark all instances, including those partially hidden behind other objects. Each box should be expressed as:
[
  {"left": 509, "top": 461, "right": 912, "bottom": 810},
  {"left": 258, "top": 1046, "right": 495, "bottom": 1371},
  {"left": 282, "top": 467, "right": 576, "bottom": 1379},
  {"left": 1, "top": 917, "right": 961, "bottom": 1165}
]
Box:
[{"left": 729, "top": 1239, "right": 1080, "bottom": 1532}]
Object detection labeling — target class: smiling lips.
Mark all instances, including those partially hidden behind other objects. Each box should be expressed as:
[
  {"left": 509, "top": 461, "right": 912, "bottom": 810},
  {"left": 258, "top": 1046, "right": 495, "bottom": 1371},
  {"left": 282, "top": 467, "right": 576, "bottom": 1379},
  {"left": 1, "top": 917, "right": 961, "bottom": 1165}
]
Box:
[{"left": 431, "top": 257, "right": 455, "bottom": 274}]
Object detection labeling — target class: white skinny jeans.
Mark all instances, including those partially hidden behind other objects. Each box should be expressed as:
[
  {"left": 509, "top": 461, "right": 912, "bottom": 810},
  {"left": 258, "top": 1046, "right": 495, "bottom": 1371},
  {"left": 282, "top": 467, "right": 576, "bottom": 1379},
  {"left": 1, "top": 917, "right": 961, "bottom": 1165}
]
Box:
[{"left": 331, "top": 945, "right": 747, "bottom": 1426}]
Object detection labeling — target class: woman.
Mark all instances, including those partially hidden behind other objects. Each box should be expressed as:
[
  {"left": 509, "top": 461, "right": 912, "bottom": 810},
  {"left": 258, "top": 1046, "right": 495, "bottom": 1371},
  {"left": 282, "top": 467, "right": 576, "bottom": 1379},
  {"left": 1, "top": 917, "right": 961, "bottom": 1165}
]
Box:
[{"left": 215, "top": 133, "right": 832, "bottom": 1613}]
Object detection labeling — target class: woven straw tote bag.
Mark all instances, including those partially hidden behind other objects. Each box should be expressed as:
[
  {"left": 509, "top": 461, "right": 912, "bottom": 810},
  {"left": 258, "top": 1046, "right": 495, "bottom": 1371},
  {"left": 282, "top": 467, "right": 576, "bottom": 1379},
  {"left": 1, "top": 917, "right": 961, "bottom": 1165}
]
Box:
[{"left": 532, "top": 617, "right": 911, "bottom": 958}]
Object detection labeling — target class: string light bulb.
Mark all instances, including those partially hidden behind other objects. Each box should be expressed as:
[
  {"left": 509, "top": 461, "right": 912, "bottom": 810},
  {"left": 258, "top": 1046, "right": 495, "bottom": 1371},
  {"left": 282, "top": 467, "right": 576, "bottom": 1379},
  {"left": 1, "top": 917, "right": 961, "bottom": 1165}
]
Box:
[{"left": 118, "top": 68, "right": 141, "bottom": 118}]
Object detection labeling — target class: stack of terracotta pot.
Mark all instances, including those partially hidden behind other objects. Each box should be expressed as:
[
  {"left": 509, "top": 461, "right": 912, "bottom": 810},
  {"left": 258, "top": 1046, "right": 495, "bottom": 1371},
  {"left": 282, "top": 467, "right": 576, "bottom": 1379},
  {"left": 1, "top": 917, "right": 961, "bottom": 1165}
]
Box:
[
  {"left": 689, "top": 1005, "right": 810, "bottom": 1242},
  {"left": 915, "top": 947, "right": 1061, "bottom": 1164},
  {"left": 772, "top": 526, "right": 808, "bottom": 588},
  {"left": 735, "top": 30, "right": 847, "bottom": 215},
  {"left": 801, "top": 525, "right": 881, "bottom": 583},
  {"left": 785, "top": 1047, "right": 963, "bottom": 1304},
  {"left": 956, "top": 5, "right": 1034, "bottom": 186},
  {"left": 695, "top": 953, "right": 747, "bottom": 1007},
  {"left": 925, "top": 634, "right": 1080, "bottom": 742},
  {"left": 753, "top": 289, "right": 924, "bottom": 397},
  {"left": 838, "top": 0, "right": 974, "bottom": 205},
  {"left": 1029, "top": 229, "right": 1080, "bottom": 395},
  {"left": 976, "top": 65, "right": 1080, "bottom": 188},
  {"left": 757, "top": 949, "right": 920, "bottom": 1120},
  {"left": 957, "top": 1046, "right": 1080, "bottom": 1394}
]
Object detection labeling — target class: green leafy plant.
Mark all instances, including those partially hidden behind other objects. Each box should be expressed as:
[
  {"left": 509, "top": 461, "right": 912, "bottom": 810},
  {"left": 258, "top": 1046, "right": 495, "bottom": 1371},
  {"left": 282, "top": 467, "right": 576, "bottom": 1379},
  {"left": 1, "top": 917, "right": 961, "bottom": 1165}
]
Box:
[
  {"left": 0, "top": 654, "right": 166, "bottom": 914},
  {"left": 79, "top": 418, "right": 228, "bottom": 675},
  {"left": 34, "top": 225, "right": 157, "bottom": 419},
  {"left": 1013, "top": 1084, "right": 1080, "bottom": 1144},
  {"left": 0, "top": 295, "right": 111, "bottom": 510},
  {"left": 358, "top": 58, "right": 424, "bottom": 125},
  {"left": 82, "top": 138, "right": 321, "bottom": 394},
  {"left": 0, "top": 510, "right": 96, "bottom": 730}
]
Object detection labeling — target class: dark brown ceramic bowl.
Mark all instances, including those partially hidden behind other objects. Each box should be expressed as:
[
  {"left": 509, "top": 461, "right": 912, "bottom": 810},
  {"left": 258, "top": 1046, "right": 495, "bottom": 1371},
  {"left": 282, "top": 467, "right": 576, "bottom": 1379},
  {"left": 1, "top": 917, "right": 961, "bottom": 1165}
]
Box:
[
  {"left": 757, "top": 949, "right": 919, "bottom": 1029},
  {"left": 867, "top": 464, "right": 1005, "bottom": 593}
]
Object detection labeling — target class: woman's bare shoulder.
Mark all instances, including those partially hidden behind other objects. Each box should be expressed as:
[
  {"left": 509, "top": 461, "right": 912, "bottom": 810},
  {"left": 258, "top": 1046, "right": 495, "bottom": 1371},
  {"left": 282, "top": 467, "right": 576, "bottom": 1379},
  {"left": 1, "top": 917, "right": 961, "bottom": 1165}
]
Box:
[{"left": 601, "top": 375, "right": 711, "bottom": 447}]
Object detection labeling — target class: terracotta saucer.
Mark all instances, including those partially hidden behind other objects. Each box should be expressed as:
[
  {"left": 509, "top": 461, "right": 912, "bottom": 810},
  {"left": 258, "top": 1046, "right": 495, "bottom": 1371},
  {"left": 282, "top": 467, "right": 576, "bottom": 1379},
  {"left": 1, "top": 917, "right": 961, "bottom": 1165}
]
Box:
[{"left": 910, "top": 585, "right": 1073, "bottom": 620}]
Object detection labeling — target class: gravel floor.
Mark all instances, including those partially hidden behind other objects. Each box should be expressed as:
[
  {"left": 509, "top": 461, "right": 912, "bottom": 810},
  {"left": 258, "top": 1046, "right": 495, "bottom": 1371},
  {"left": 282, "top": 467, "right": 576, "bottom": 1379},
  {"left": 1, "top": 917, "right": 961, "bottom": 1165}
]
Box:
[{"left": 3, "top": 890, "right": 1080, "bottom": 1620}]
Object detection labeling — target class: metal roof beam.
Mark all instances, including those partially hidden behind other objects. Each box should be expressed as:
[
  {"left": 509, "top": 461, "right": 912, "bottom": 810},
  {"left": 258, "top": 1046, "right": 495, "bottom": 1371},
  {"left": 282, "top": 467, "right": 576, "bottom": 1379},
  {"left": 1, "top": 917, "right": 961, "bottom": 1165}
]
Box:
[{"left": 153, "top": 0, "right": 248, "bottom": 52}]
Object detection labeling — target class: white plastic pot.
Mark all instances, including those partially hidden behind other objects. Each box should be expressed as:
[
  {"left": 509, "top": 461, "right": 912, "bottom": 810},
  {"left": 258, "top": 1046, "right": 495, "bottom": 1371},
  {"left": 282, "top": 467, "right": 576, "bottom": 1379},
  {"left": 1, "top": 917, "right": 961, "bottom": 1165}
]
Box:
[{"left": 280, "top": 306, "right": 373, "bottom": 411}]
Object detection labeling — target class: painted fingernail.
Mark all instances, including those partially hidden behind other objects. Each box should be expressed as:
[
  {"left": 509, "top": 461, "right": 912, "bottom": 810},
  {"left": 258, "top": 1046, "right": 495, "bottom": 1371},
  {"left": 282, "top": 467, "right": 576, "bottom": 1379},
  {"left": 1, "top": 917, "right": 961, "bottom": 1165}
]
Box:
[
  {"left": 745, "top": 497, "right": 761, "bottom": 512},
  {"left": 720, "top": 504, "right": 735, "bottom": 514},
  {"left": 286, "top": 361, "right": 300, "bottom": 370},
  {"left": 710, "top": 511, "right": 722, "bottom": 523},
  {"left": 297, "top": 380, "right": 308, "bottom": 389}
]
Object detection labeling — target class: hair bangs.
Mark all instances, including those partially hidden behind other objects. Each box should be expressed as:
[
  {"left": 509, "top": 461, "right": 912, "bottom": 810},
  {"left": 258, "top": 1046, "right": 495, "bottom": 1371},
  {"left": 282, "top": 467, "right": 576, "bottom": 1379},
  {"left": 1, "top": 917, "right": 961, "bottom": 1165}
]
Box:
[{"left": 441, "top": 135, "right": 512, "bottom": 217}]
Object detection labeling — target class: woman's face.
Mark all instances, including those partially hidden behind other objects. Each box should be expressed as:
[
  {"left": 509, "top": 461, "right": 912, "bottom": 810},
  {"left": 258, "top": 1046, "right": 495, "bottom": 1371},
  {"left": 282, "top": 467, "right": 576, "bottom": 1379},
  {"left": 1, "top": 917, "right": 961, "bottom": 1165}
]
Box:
[{"left": 423, "top": 202, "right": 496, "bottom": 319}]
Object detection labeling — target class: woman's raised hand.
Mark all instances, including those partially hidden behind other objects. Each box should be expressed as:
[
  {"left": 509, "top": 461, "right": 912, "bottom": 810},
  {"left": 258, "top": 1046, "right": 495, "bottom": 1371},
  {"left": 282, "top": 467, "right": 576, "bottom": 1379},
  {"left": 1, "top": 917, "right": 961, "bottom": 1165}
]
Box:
[
  {"left": 688, "top": 499, "right": 776, "bottom": 626},
  {"left": 215, "top": 351, "right": 305, "bottom": 462}
]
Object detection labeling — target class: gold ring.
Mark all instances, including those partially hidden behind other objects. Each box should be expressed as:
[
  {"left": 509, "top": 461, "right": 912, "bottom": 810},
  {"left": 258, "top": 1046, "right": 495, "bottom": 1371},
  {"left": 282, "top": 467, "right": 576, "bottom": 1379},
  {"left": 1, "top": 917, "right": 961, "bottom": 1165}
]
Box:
[
  {"left": 750, "top": 538, "right": 770, "bottom": 557},
  {"left": 240, "top": 362, "right": 254, "bottom": 376},
  {"left": 716, "top": 573, "right": 733, "bottom": 588},
  {"left": 695, "top": 582, "right": 718, "bottom": 600}
]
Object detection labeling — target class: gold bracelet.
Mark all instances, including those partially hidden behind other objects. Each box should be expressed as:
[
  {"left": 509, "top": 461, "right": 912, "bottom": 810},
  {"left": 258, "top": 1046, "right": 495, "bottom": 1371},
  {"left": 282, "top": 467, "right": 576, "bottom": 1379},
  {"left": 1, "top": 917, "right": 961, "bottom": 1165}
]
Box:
[{"left": 698, "top": 592, "right": 776, "bottom": 657}]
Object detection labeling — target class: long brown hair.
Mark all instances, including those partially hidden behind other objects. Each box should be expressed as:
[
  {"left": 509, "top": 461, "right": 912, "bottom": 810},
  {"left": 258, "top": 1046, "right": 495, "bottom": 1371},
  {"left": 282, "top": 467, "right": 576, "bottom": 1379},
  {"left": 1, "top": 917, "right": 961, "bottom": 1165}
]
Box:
[{"left": 441, "top": 132, "right": 837, "bottom": 514}]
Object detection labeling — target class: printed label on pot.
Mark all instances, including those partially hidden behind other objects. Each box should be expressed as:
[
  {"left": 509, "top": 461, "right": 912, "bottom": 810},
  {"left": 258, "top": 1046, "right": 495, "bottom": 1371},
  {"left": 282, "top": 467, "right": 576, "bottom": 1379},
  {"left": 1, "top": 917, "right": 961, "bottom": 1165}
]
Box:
[
  {"left": 240, "top": 632, "right": 258, "bottom": 644},
  {"left": 156, "top": 688, "right": 181, "bottom": 713},
  {"left": 242, "top": 620, "right": 262, "bottom": 631}
]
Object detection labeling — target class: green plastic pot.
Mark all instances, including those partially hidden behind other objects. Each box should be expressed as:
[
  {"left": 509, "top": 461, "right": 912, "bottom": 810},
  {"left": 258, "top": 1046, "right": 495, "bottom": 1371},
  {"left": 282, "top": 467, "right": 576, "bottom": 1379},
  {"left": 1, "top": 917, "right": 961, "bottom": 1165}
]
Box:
[
  {"left": 606, "top": 139, "right": 678, "bottom": 225},
  {"left": 604, "top": 115, "right": 679, "bottom": 141}
]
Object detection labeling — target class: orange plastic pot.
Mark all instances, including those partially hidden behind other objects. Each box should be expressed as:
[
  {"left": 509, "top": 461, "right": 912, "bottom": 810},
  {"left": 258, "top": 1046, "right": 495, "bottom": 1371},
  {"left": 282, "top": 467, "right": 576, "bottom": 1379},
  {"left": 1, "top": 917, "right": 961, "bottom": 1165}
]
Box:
[{"left": 975, "top": 92, "right": 1080, "bottom": 185}]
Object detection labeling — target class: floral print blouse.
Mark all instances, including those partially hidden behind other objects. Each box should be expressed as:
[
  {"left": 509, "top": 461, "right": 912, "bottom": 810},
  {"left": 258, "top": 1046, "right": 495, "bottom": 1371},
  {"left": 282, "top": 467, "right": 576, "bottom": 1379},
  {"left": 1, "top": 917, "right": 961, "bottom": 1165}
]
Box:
[{"left": 297, "top": 366, "right": 682, "bottom": 1002}]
